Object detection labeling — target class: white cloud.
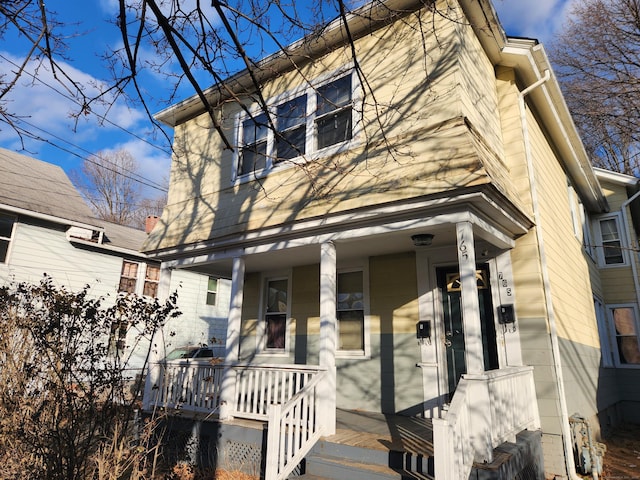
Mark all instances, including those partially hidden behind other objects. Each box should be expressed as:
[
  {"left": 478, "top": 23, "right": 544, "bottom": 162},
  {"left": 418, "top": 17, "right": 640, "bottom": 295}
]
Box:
[{"left": 493, "top": 0, "right": 577, "bottom": 45}]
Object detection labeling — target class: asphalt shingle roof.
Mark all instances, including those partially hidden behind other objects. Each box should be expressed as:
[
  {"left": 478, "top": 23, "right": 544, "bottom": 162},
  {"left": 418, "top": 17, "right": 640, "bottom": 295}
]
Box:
[{"left": 0, "top": 148, "right": 148, "bottom": 254}]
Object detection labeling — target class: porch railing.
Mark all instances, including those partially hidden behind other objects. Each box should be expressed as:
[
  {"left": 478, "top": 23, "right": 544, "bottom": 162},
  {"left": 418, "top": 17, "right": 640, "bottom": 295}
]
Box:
[
  {"left": 146, "top": 362, "right": 325, "bottom": 421},
  {"left": 264, "top": 369, "right": 327, "bottom": 480},
  {"left": 432, "top": 366, "right": 540, "bottom": 479}
]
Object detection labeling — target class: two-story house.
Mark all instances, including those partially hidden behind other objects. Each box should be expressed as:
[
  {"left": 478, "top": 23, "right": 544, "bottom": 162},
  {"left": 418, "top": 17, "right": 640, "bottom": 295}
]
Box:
[
  {"left": 0, "top": 148, "right": 230, "bottom": 372},
  {"left": 141, "top": 0, "right": 626, "bottom": 478}
]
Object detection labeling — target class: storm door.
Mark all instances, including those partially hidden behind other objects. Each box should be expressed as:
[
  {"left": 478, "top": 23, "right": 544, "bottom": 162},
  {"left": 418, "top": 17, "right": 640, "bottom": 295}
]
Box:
[{"left": 437, "top": 265, "right": 499, "bottom": 397}]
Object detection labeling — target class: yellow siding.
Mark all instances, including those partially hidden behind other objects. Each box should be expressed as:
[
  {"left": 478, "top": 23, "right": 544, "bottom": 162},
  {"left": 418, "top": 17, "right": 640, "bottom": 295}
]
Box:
[
  {"left": 145, "top": 0, "right": 522, "bottom": 252},
  {"left": 370, "top": 252, "right": 419, "bottom": 335},
  {"left": 526, "top": 108, "right": 600, "bottom": 348}
]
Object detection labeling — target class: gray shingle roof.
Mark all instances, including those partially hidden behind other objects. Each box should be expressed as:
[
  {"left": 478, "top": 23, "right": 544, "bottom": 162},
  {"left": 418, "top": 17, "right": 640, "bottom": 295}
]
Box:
[
  {"left": 0, "top": 148, "right": 96, "bottom": 225},
  {"left": 0, "top": 148, "right": 148, "bottom": 254}
]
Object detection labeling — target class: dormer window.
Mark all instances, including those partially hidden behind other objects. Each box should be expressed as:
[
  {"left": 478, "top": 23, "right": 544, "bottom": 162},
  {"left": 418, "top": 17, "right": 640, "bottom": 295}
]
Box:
[{"left": 235, "top": 70, "right": 357, "bottom": 180}]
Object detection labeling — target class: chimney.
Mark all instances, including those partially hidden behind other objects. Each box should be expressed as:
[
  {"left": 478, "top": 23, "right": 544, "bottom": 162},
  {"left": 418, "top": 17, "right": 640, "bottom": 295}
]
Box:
[{"left": 145, "top": 215, "right": 159, "bottom": 234}]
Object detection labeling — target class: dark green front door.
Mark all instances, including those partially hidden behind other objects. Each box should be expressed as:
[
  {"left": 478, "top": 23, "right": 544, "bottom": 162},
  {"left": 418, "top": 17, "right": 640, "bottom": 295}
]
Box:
[{"left": 437, "top": 265, "right": 499, "bottom": 397}]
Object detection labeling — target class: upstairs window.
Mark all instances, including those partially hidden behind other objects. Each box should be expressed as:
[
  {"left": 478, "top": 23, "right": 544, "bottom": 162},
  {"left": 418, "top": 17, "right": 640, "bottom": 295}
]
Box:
[
  {"left": 0, "top": 213, "right": 16, "bottom": 263},
  {"left": 239, "top": 112, "right": 269, "bottom": 176},
  {"left": 276, "top": 95, "right": 307, "bottom": 160},
  {"left": 236, "top": 71, "right": 356, "bottom": 180},
  {"left": 596, "top": 216, "right": 625, "bottom": 266},
  {"left": 316, "top": 75, "right": 353, "bottom": 149}
]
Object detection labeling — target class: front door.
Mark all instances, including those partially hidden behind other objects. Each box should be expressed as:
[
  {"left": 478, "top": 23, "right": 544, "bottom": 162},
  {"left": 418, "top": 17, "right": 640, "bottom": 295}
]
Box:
[{"left": 437, "top": 265, "right": 499, "bottom": 397}]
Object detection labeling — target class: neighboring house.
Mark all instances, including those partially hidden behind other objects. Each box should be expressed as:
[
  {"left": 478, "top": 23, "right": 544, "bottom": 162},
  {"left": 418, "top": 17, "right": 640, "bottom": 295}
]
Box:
[
  {"left": 591, "top": 168, "right": 640, "bottom": 412},
  {"left": 0, "top": 148, "right": 230, "bottom": 371},
  {"left": 140, "top": 0, "right": 633, "bottom": 478}
]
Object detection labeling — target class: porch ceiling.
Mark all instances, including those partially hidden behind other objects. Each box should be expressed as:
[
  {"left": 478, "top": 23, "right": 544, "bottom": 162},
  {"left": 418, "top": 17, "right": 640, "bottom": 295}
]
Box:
[{"left": 170, "top": 187, "right": 532, "bottom": 278}]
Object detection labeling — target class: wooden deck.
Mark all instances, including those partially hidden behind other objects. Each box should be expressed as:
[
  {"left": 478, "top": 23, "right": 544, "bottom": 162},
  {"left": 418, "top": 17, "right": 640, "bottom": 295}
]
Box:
[{"left": 329, "top": 408, "right": 434, "bottom": 456}]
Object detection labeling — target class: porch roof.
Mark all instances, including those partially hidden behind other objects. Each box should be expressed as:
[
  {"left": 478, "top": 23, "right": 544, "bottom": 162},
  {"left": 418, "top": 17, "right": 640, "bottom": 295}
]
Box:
[{"left": 159, "top": 185, "right": 532, "bottom": 278}]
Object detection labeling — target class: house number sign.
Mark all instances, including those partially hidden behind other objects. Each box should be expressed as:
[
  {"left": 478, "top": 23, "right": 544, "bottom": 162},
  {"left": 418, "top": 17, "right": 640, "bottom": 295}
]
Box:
[{"left": 498, "top": 271, "right": 512, "bottom": 297}]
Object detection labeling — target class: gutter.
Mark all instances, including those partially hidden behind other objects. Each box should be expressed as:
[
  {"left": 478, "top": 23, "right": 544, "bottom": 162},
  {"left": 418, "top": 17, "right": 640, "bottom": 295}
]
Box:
[
  {"left": 68, "top": 236, "right": 151, "bottom": 260},
  {"left": 0, "top": 202, "right": 103, "bottom": 233}
]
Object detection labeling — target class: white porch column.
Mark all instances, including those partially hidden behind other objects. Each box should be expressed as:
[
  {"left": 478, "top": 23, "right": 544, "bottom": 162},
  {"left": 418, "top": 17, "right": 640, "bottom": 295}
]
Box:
[
  {"left": 319, "top": 241, "right": 337, "bottom": 435},
  {"left": 143, "top": 263, "right": 172, "bottom": 410},
  {"left": 456, "top": 222, "right": 492, "bottom": 464},
  {"left": 456, "top": 221, "right": 484, "bottom": 374},
  {"left": 219, "top": 256, "right": 245, "bottom": 420}
]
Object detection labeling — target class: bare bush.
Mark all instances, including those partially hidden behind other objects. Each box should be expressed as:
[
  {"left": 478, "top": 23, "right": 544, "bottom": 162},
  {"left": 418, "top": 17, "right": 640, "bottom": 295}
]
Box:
[{"left": 0, "top": 275, "right": 180, "bottom": 480}]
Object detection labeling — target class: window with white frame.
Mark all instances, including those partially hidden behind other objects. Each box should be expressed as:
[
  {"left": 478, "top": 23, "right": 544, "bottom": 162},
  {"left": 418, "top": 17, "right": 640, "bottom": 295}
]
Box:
[
  {"left": 118, "top": 261, "right": 160, "bottom": 298},
  {"left": 337, "top": 270, "right": 366, "bottom": 353},
  {"left": 595, "top": 215, "right": 626, "bottom": 266},
  {"left": 143, "top": 264, "right": 160, "bottom": 298},
  {"left": 118, "top": 261, "right": 139, "bottom": 294},
  {"left": 0, "top": 212, "right": 16, "bottom": 263},
  {"left": 236, "top": 71, "right": 356, "bottom": 179},
  {"left": 607, "top": 305, "right": 640, "bottom": 366},
  {"left": 263, "top": 278, "right": 289, "bottom": 351},
  {"left": 206, "top": 276, "right": 218, "bottom": 306}
]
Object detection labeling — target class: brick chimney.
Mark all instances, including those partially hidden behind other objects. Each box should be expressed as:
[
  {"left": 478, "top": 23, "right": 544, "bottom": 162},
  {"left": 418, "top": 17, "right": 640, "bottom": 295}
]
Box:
[{"left": 145, "top": 215, "right": 159, "bottom": 234}]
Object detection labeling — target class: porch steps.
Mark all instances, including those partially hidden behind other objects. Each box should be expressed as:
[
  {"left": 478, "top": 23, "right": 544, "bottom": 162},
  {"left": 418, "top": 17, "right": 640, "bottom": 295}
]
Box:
[
  {"left": 291, "top": 410, "right": 435, "bottom": 480},
  {"left": 294, "top": 438, "right": 433, "bottom": 479}
]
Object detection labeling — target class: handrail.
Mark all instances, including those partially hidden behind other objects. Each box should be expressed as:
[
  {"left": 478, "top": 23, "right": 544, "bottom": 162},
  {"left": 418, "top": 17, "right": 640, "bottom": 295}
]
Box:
[
  {"left": 264, "top": 369, "right": 327, "bottom": 480},
  {"left": 432, "top": 366, "right": 540, "bottom": 479}
]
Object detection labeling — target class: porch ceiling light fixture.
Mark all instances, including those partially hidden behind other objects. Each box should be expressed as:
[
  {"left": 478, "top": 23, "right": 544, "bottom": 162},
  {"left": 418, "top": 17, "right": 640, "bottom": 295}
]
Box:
[{"left": 411, "top": 233, "right": 435, "bottom": 247}]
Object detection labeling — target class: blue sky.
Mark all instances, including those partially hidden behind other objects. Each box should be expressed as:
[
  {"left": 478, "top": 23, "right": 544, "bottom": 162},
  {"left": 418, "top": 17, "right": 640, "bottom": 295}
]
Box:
[{"left": 0, "top": 0, "right": 575, "bottom": 198}]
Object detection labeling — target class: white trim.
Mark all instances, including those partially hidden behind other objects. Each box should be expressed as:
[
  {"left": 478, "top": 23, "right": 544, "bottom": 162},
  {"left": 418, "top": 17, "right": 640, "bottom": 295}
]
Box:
[
  {"left": 163, "top": 207, "right": 519, "bottom": 271},
  {"left": 593, "top": 212, "right": 629, "bottom": 268},
  {"left": 232, "top": 66, "right": 361, "bottom": 184},
  {"left": 594, "top": 297, "right": 614, "bottom": 368},
  {"left": 335, "top": 262, "right": 371, "bottom": 359}
]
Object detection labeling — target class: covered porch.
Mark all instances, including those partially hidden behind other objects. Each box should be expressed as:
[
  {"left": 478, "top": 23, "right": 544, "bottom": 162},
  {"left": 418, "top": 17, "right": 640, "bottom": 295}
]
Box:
[{"left": 144, "top": 190, "right": 541, "bottom": 479}]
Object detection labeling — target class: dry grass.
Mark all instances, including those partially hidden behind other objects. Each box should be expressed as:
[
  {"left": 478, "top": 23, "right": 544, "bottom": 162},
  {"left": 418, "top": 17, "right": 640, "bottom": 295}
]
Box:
[{"left": 600, "top": 423, "right": 640, "bottom": 479}]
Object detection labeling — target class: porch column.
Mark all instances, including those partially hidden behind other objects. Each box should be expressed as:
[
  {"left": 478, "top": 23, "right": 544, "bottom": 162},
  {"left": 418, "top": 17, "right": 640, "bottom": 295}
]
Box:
[
  {"left": 143, "top": 263, "right": 172, "bottom": 410},
  {"left": 219, "top": 256, "right": 245, "bottom": 420},
  {"left": 319, "top": 241, "right": 337, "bottom": 435},
  {"left": 456, "top": 222, "right": 492, "bottom": 463},
  {"left": 456, "top": 222, "right": 484, "bottom": 374}
]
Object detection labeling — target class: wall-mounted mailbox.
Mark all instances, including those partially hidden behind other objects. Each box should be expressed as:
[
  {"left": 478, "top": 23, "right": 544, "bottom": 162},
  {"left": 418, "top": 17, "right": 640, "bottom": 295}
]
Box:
[
  {"left": 498, "top": 304, "right": 515, "bottom": 324},
  {"left": 417, "top": 320, "right": 431, "bottom": 339}
]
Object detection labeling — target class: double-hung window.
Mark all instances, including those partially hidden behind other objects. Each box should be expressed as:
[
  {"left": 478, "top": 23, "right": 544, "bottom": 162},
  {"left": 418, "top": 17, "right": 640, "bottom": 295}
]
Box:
[
  {"left": 239, "top": 112, "right": 269, "bottom": 176},
  {"left": 337, "top": 270, "right": 365, "bottom": 353},
  {"left": 206, "top": 276, "right": 218, "bottom": 306},
  {"left": 0, "top": 212, "right": 16, "bottom": 263},
  {"left": 276, "top": 95, "right": 307, "bottom": 160},
  {"left": 264, "top": 278, "right": 288, "bottom": 351},
  {"left": 236, "top": 71, "right": 355, "bottom": 179},
  {"left": 143, "top": 264, "right": 160, "bottom": 298},
  {"left": 119, "top": 261, "right": 139, "bottom": 294},
  {"left": 596, "top": 215, "right": 625, "bottom": 266},
  {"left": 608, "top": 305, "right": 640, "bottom": 366},
  {"left": 316, "top": 75, "right": 353, "bottom": 149}
]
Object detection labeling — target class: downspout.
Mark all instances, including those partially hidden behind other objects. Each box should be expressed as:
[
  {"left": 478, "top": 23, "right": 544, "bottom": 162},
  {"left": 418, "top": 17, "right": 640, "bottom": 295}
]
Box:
[{"left": 519, "top": 69, "right": 583, "bottom": 480}]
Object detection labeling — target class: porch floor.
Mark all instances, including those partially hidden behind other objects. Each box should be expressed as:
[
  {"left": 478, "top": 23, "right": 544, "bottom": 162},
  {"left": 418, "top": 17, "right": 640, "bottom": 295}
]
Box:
[{"left": 328, "top": 408, "right": 434, "bottom": 457}]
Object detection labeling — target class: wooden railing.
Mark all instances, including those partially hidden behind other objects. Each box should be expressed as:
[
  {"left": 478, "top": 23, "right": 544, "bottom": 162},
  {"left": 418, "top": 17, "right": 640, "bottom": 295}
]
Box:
[
  {"left": 264, "top": 370, "right": 327, "bottom": 480},
  {"left": 432, "top": 366, "right": 540, "bottom": 479},
  {"left": 147, "top": 362, "right": 325, "bottom": 421},
  {"left": 233, "top": 364, "right": 324, "bottom": 421}
]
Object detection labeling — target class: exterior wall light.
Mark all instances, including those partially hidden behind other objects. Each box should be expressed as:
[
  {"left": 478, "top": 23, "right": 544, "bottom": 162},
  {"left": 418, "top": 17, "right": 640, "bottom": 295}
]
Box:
[{"left": 411, "top": 234, "right": 434, "bottom": 246}]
